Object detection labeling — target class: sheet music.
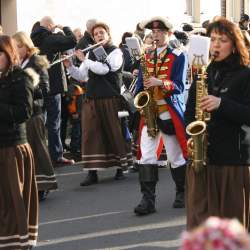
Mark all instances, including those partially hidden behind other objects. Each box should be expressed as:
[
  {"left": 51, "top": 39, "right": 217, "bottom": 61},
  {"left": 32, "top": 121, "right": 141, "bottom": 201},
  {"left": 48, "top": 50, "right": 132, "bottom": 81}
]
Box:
[
  {"left": 125, "top": 37, "right": 142, "bottom": 59},
  {"left": 93, "top": 46, "right": 108, "bottom": 62},
  {"left": 188, "top": 35, "right": 210, "bottom": 66}
]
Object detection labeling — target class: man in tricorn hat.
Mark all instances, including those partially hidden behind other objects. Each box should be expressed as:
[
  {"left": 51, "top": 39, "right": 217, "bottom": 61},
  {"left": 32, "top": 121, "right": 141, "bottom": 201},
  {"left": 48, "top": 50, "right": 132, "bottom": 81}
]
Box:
[
  {"left": 239, "top": 14, "right": 249, "bottom": 31},
  {"left": 133, "top": 16, "right": 187, "bottom": 215}
]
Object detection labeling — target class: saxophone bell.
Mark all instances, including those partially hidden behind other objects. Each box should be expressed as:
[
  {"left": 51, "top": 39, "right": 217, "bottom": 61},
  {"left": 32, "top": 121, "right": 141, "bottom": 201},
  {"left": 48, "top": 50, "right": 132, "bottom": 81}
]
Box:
[
  {"left": 186, "top": 120, "right": 207, "bottom": 173},
  {"left": 126, "top": 37, "right": 159, "bottom": 138},
  {"left": 134, "top": 90, "right": 158, "bottom": 138},
  {"left": 134, "top": 90, "right": 150, "bottom": 110}
]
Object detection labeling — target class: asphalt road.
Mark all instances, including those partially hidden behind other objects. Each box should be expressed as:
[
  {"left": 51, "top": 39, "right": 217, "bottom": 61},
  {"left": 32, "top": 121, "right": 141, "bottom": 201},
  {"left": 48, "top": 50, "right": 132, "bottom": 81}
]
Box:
[{"left": 36, "top": 165, "right": 186, "bottom": 250}]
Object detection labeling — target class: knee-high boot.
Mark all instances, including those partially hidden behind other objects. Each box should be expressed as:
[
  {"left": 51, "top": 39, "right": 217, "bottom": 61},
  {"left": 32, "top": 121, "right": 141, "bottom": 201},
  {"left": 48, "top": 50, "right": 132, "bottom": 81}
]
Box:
[
  {"left": 170, "top": 164, "right": 186, "bottom": 208},
  {"left": 134, "top": 164, "right": 158, "bottom": 215}
]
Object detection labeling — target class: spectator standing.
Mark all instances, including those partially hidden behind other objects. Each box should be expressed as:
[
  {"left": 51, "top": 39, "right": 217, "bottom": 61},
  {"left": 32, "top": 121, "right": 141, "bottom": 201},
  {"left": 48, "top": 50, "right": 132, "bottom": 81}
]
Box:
[
  {"left": 76, "top": 18, "right": 98, "bottom": 50},
  {"left": 31, "top": 16, "right": 76, "bottom": 165}
]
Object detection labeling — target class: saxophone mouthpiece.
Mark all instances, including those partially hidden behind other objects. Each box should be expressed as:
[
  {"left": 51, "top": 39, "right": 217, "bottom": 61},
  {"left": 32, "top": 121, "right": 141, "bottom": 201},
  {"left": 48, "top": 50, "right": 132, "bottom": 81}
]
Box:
[{"left": 212, "top": 51, "right": 219, "bottom": 60}]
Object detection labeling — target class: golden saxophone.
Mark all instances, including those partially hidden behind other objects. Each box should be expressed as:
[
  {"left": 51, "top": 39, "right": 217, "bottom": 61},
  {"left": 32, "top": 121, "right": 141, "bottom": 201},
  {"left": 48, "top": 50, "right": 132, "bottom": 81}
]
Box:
[
  {"left": 186, "top": 53, "right": 218, "bottom": 172},
  {"left": 134, "top": 52, "right": 158, "bottom": 138}
]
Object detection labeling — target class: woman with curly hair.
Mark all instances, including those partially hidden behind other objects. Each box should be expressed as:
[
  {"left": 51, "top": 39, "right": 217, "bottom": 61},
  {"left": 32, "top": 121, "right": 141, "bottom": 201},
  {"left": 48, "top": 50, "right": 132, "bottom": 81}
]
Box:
[{"left": 185, "top": 17, "right": 250, "bottom": 231}]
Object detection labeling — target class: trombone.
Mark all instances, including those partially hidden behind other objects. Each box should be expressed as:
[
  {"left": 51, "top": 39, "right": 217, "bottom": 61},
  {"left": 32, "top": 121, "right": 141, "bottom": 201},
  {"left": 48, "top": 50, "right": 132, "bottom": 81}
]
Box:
[{"left": 49, "top": 41, "right": 104, "bottom": 67}]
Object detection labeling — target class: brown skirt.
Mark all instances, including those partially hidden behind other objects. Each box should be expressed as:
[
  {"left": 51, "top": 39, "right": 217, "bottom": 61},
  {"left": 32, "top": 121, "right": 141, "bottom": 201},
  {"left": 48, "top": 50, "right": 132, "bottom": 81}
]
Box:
[
  {"left": 186, "top": 164, "right": 250, "bottom": 231},
  {"left": 26, "top": 115, "right": 57, "bottom": 191},
  {"left": 0, "top": 144, "right": 38, "bottom": 249},
  {"left": 81, "top": 97, "right": 132, "bottom": 170}
]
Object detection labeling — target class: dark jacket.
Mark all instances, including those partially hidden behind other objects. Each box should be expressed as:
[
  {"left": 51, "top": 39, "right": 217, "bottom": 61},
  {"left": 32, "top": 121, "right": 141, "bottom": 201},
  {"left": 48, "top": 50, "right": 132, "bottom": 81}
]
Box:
[
  {"left": 75, "top": 31, "right": 94, "bottom": 51},
  {"left": 31, "top": 26, "right": 76, "bottom": 95},
  {"left": 185, "top": 54, "right": 250, "bottom": 165},
  {"left": 120, "top": 44, "right": 133, "bottom": 72},
  {"left": 0, "top": 67, "right": 34, "bottom": 147},
  {"left": 23, "top": 54, "right": 49, "bottom": 115}
]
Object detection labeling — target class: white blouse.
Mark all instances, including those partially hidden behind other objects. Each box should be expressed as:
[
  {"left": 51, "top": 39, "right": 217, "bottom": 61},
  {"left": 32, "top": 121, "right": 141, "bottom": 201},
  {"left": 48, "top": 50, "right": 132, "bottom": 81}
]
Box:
[{"left": 67, "top": 48, "right": 123, "bottom": 82}]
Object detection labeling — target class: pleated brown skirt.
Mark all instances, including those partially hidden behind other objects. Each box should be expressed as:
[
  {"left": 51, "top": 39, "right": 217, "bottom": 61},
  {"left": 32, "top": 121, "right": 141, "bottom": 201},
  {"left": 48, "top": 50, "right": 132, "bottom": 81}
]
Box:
[
  {"left": 186, "top": 164, "right": 250, "bottom": 231},
  {"left": 81, "top": 97, "right": 132, "bottom": 170},
  {"left": 0, "top": 144, "right": 38, "bottom": 249},
  {"left": 26, "top": 115, "right": 57, "bottom": 191}
]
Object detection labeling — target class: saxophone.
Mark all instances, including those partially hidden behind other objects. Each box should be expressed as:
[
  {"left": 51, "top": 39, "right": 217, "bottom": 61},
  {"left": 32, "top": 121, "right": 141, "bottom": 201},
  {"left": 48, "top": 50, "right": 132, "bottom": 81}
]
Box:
[
  {"left": 186, "top": 55, "right": 212, "bottom": 173},
  {"left": 134, "top": 52, "right": 158, "bottom": 138}
]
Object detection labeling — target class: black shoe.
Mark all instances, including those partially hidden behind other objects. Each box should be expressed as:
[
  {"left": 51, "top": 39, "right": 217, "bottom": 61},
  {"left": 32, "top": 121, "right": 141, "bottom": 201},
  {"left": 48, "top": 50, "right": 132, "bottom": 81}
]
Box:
[
  {"left": 38, "top": 190, "right": 49, "bottom": 202},
  {"left": 172, "top": 191, "right": 185, "bottom": 208},
  {"left": 134, "top": 197, "right": 156, "bottom": 215},
  {"left": 63, "top": 144, "right": 71, "bottom": 152},
  {"left": 80, "top": 171, "right": 98, "bottom": 186},
  {"left": 70, "top": 151, "right": 81, "bottom": 161},
  {"left": 129, "top": 163, "right": 139, "bottom": 173},
  {"left": 114, "top": 169, "right": 126, "bottom": 180}
]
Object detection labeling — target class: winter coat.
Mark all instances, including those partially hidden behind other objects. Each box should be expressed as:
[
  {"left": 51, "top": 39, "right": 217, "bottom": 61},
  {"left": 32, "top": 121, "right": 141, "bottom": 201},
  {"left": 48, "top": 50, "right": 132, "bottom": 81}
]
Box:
[
  {"left": 0, "top": 67, "right": 37, "bottom": 147},
  {"left": 185, "top": 54, "right": 250, "bottom": 165},
  {"left": 31, "top": 26, "right": 76, "bottom": 95},
  {"left": 23, "top": 54, "right": 49, "bottom": 115},
  {"left": 75, "top": 31, "right": 94, "bottom": 51}
]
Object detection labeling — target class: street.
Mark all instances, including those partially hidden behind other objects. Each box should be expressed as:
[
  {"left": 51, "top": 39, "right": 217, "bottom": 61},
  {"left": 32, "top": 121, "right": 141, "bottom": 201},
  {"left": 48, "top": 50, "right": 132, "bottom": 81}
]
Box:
[{"left": 36, "top": 165, "right": 186, "bottom": 250}]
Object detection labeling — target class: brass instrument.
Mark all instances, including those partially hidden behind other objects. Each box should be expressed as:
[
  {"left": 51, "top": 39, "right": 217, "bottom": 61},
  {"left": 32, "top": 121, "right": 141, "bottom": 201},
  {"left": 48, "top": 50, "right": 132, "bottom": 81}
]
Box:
[
  {"left": 186, "top": 55, "right": 211, "bottom": 173},
  {"left": 134, "top": 53, "right": 158, "bottom": 138}
]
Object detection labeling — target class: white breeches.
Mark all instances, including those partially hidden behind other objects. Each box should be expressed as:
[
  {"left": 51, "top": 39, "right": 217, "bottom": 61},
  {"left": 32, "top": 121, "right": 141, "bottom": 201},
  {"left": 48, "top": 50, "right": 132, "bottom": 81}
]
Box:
[{"left": 140, "top": 125, "right": 186, "bottom": 168}]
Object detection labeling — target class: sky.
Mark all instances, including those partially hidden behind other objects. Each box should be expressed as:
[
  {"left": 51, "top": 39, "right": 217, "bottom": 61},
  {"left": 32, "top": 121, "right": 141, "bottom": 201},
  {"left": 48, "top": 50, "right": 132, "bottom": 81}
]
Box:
[{"left": 16, "top": 0, "right": 221, "bottom": 45}]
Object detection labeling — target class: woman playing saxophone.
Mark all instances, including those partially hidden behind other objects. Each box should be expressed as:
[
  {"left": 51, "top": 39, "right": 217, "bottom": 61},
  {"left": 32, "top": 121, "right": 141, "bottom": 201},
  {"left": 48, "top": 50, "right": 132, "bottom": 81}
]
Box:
[{"left": 185, "top": 17, "right": 250, "bottom": 231}]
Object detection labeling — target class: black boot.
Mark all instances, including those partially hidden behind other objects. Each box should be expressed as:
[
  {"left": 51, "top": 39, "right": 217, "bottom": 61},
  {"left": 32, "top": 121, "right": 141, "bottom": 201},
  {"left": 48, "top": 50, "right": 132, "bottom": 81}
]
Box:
[
  {"left": 80, "top": 170, "right": 98, "bottom": 186},
  {"left": 114, "top": 168, "right": 126, "bottom": 180},
  {"left": 38, "top": 190, "right": 49, "bottom": 201},
  {"left": 170, "top": 165, "right": 186, "bottom": 208},
  {"left": 134, "top": 164, "right": 158, "bottom": 216}
]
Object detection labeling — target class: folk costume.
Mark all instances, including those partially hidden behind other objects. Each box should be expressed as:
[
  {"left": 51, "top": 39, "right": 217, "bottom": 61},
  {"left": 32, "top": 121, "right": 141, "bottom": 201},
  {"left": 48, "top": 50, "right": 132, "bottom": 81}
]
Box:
[
  {"left": 21, "top": 54, "right": 58, "bottom": 200},
  {"left": 0, "top": 66, "right": 38, "bottom": 249},
  {"left": 67, "top": 29, "right": 132, "bottom": 185},
  {"left": 134, "top": 17, "right": 187, "bottom": 215}
]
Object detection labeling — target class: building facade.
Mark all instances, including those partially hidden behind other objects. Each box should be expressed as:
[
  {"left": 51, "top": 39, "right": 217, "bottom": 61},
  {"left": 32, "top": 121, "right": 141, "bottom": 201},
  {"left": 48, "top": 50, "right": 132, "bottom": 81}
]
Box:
[{"left": 0, "top": 0, "right": 249, "bottom": 35}]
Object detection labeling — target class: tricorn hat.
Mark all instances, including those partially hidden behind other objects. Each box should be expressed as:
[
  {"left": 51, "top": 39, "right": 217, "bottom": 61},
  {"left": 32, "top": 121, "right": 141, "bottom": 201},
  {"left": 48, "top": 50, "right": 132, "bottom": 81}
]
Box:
[
  {"left": 141, "top": 16, "right": 173, "bottom": 31},
  {"left": 240, "top": 14, "right": 249, "bottom": 22}
]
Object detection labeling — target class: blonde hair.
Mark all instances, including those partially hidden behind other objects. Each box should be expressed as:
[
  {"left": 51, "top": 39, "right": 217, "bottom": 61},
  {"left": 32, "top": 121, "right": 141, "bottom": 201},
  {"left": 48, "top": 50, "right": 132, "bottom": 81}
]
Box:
[
  {"left": 12, "top": 31, "right": 39, "bottom": 58},
  {"left": 12, "top": 31, "right": 49, "bottom": 68}
]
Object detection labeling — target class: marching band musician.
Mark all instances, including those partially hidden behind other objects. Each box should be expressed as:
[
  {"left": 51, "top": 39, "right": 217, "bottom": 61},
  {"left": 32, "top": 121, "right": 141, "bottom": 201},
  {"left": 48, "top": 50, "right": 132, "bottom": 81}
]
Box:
[
  {"left": 133, "top": 17, "right": 187, "bottom": 215},
  {"left": 13, "top": 31, "right": 58, "bottom": 201},
  {"left": 185, "top": 17, "right": 250, "bottom": 230},
  {"left": 0, "top": 35, "right": 38, "bottom": 249},
  {"left": 64, "top": 22, "right": 132, "bottom": 186}
]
